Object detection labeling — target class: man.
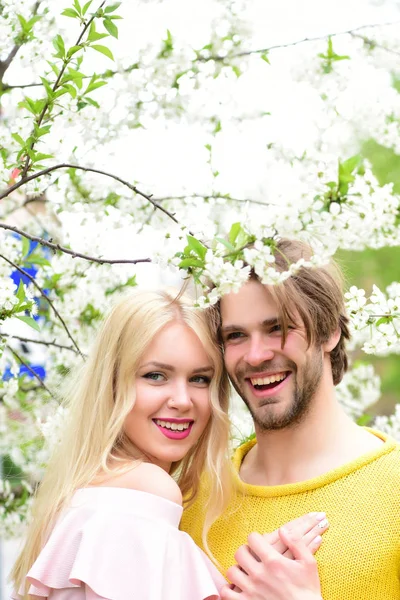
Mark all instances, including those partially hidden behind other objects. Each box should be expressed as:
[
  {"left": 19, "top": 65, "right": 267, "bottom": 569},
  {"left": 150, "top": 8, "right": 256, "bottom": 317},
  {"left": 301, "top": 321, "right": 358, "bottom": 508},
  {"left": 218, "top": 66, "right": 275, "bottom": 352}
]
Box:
[{"left": 181, "top": 238, "right": 400, "bottom": 600}]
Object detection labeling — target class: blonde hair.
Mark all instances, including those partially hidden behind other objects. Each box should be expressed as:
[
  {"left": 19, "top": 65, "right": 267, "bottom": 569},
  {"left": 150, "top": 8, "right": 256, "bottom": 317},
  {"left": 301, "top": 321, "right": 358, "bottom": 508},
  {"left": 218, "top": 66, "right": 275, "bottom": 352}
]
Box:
[{"left": 12, "top": 289, "right": 233, "bottom": 597}]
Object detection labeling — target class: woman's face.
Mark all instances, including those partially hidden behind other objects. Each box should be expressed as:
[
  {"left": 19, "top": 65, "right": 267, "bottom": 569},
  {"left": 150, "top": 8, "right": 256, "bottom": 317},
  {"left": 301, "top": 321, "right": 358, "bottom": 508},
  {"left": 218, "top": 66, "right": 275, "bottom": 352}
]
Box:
[{"left": 124, "top": 321, "right": 215, "bottom": 472}]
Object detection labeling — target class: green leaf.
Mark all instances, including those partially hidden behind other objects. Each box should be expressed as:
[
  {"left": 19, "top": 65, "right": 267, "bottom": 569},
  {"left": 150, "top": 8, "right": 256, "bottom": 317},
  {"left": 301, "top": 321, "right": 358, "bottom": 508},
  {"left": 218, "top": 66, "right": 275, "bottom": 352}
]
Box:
[
  {"left": 35, "top": 125, "right": 51, "bottom": 138},
  {"left": 33, "top": 153, "right": 53, "bottom": 162},
  {"left": 21, "top": 237, "right": 30, "bottom": 259},
  {"left": 48, "top": 61, "right": 60, "bottom": 77},
  {"left": 261, "top": 52, "right": 270, "bottom": 64},
  {"left": 67, "top": 68, "right": 84, "bottom": 89},
  {"left": 103, "top": 17, "right": 118, "bottom": 38},
  {"left": 25, "top": 253, "right": 51, "bottom": 266},
  {"left": 178, "top": 257, "right": 204, "bottom": 269},
  {"left": 40, "top": 76, "right": 54, "bottom": 99},
  {"left": 11, "top": 133, "right": 25, "bottom": 147},
  {"left": 67, "top": 45, "right": 83, "bottom": 58},
  {"left": 16, "top": 281, "right": 26, "bottom": 303},
  {"left": 341, "top": 154, "right": 361, "bottom": 174},
  {"left": 84, "top": 97, "right": 100, "bottom": 108},
  {"left": 62, "top": 83, "right": 77, "bottom": 98},
  {"left": 52, "top": 34, "right": 66, "bottom": 58},
  {"left": 376, "top": 316, "right": 389, "bottom": 326},
  {"left": 73, "top": 0, "right": 82, "bottom": 15},
  {"left": 90, "top": 44, "right": 114, "bottom": 60},
  {"left": 215, "top": 237, "right": 236, "bottom": 252},
  {"left": 186, "top": 235, "right": 207, "bottom": 260},
  {"left": 88, "top": 22, "right": 109, "bottom": 42},
  {"left": 84, "top": 76, "right": 107, "bottom": 95},
  {"left": 15, "top": 315, "right": 41, "bottom": 332},
  {"left": 17, "top": 14, "right": 28, "bottom": 32},
  {"left": 228, "top": 222, "right": 242, "bottom": 245},
  {"left": 231, "top": 65, "right": 241, "bottom": 77},
  {"left": 61, "top": 8, "right": 80, "bottom": 18},
  {"left": 104, "top": 2, "right": 122, "bottom": 13},
  {"left": 82, "top": 0, "right": 93, "bottom": 15}
]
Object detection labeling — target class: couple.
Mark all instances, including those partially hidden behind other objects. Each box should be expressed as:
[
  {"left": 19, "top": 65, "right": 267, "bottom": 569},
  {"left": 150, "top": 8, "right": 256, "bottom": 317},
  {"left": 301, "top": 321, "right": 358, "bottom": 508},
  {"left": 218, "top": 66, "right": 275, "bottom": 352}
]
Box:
[{"left": 11, "top": 238, "right": 400, "bottom": 600}]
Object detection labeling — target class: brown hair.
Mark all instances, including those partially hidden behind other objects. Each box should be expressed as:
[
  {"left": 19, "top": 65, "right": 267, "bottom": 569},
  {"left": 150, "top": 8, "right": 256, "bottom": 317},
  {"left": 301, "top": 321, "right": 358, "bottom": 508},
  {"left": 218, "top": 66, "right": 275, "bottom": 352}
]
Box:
[
  {"left": 265, "top": 239, "right": 350, "bottom": 384},
  {"left": 211, "top": 238, "right": 350, "bottom": 385}
]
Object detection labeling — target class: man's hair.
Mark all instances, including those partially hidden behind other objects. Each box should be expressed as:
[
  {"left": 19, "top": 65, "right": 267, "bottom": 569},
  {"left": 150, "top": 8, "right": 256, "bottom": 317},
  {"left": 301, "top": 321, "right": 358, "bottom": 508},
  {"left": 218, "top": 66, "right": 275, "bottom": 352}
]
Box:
[{"left": 259, "top": 238, "right": 350, "bottom": 385}]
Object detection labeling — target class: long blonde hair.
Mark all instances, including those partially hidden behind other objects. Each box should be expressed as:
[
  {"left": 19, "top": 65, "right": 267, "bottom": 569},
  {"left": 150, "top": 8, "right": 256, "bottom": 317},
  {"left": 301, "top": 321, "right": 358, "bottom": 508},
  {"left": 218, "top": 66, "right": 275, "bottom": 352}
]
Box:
[{"left": 11, "top": 289, "right": 232, "bottom": 597}]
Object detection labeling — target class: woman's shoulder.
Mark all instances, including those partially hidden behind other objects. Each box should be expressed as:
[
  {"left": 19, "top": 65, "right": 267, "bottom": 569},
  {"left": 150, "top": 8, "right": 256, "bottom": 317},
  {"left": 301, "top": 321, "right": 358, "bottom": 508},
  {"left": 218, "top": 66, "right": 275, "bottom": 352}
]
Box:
[{"left": 95, "top": 461, "right": 183, "bottom": 506}]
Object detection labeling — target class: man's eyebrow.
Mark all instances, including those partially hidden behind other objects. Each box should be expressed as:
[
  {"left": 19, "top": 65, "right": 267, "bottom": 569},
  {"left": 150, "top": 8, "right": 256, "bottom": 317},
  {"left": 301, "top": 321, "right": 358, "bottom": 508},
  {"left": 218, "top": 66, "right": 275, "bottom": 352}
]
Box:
[
  {"left": 221, "top": 318, "right": 280, "bottom": 334},
  {"left": 139, "top": 361, "right": 214, "bottom": 373}
]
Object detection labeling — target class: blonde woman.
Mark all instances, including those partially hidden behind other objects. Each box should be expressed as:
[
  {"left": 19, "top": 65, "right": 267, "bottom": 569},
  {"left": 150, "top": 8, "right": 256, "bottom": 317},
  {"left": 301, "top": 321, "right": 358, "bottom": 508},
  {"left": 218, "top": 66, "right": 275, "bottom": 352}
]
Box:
[{"left": 11, "top": 289, "right": 327, "bottom": 600}]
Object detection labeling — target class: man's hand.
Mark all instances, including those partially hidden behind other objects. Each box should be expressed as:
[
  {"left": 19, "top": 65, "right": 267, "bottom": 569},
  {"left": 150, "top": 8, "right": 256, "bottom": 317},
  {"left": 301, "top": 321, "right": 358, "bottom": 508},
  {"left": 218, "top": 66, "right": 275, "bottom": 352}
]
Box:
[{"left": 220, "top": 527, "right": 323, "bottom": 600}]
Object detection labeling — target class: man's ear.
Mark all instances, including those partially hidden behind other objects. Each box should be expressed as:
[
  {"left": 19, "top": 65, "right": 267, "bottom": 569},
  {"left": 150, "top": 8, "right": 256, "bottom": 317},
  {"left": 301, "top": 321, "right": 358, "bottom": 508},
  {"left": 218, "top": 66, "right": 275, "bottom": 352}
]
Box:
[{"left": 323, "top": 328, "right": 341, "bottom": 353}]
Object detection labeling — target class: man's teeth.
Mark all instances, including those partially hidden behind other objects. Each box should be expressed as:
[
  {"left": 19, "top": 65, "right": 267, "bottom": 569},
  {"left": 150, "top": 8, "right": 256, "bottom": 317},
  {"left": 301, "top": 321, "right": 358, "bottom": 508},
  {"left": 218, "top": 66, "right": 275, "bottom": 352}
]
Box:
[
  {"left": 154, "top": 420, "right": 191, "bottom": 431},
  {"left": 250, "top": 373, "right": 287, "bottom": 386}
]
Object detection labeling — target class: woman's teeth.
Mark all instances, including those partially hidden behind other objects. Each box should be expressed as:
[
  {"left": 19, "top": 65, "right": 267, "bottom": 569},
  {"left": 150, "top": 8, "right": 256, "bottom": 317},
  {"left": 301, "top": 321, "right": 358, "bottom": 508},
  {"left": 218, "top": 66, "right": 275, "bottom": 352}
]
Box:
[{"left": 154, "top": 420, "right": 191, "bottom": 431}]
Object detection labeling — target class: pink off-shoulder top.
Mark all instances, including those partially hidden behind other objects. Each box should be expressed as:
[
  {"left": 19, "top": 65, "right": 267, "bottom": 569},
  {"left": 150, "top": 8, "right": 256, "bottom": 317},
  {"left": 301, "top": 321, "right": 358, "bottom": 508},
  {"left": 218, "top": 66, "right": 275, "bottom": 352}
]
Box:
[{"left": 12, "top": 487, "right": 225, "bottom": 600}]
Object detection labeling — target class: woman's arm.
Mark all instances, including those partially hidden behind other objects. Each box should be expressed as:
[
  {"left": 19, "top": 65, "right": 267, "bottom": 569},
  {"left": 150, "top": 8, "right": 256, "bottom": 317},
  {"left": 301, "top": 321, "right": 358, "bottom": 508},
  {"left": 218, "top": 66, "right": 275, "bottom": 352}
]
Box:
[{"left": 221, "top": 528, "right": 323, "bottom": 600}]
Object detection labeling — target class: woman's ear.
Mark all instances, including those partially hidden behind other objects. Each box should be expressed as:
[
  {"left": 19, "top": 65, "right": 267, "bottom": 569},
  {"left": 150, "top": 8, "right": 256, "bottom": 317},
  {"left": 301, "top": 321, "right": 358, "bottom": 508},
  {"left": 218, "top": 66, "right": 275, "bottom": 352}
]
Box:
[{"left": 323, "top": 328, "right": 341, "bottom": 353}]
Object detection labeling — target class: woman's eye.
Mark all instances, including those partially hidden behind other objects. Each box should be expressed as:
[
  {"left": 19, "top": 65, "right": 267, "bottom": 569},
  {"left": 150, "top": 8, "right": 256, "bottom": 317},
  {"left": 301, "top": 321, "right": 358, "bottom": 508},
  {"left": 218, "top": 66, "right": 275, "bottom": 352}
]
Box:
[
  {"left": 190, "top": 375, "right": 211, "bottom": 385},
  {"left": 143, "top": 372, "right": 165, "bottom": 382},
  {"left": 270, "top": 324, "right": 282, "bottom": 333}
]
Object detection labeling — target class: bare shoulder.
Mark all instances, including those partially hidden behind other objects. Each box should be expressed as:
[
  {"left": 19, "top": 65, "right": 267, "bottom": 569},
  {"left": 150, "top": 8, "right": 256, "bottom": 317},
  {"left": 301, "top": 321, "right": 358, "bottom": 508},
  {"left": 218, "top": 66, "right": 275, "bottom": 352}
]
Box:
[{"left": 99, "top": 462, "right": 183, "bottom": 506}]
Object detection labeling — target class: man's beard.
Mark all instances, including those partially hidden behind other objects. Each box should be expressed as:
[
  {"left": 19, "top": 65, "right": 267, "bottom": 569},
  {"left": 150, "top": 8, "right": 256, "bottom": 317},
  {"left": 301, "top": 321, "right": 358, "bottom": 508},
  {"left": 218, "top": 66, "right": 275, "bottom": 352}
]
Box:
[{"left": 230, "top": 352, "right": 323, "bottom": 431}]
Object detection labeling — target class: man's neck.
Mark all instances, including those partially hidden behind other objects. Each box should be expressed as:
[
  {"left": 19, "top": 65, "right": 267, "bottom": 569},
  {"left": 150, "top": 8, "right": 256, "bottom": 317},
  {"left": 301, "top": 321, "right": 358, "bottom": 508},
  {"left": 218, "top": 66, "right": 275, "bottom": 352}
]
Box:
[{"left": 239, "top": 388, "right": 383, "bottom": 487}]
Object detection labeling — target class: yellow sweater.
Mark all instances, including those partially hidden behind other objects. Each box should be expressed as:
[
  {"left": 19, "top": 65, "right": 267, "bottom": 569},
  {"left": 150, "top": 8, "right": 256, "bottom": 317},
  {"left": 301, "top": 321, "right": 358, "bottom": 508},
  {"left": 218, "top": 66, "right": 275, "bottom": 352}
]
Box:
[{"left": 181, "top": 429, "right": 400, "bottom": 600}]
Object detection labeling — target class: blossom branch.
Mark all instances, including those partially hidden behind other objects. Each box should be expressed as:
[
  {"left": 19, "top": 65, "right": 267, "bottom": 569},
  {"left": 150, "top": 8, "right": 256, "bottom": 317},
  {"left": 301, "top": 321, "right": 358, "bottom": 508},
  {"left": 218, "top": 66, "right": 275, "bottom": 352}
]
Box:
[
  {"left": 2, "top": 61, "right": 141, "bottom": 93},
  {"left": 153, "top": 193, "right": 279, "bottom": 207},
  {"left": 196, "top": 20, "right": 400, "bottom": 63},
  {"left": 0, "top": 253, "right": 84, "bottom": 358},
  {"left": 349, "top": 32, "right": 400, "bottom": 57},
  {"left": 0, "top": 1, "right": 42, "bottom": 85},
  {"left": 0, "top": 223, "right": 151, "bottom": 265},
  {"left": 0, "top": 163, "right": 180, "bottom": 225},
  {"left": 0, "top": 332, "right": 80, "bottom": 354},
  {"left": 6, "top": 345, "right": 55, "bottom": 398},
  {"left": 20, "top": 2, "right": 107, "bottom": 179}
]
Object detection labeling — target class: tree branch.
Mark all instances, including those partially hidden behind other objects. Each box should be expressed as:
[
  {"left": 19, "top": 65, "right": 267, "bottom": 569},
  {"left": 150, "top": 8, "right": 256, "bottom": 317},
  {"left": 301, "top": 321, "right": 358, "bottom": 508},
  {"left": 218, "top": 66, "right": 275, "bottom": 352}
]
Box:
[
  {"left": 195, "top": 20, "right": 400, "bottom": 63},
  {"left": 0, "top": 222, "right": 152, "bottom": 265},
  {"left": 0, "top": 162, "right": 180, "bottom": 225},
  {"left": 153, "top": 193, "right": 279, "bottom": 207},
  {"left": 349, "top": 32, "right": 400, "bottom": 57},
  {"left": 6, "top": 345, "right": 55, "bottom": 398},
  {"left": 0, "top": 253, "right": 84, "bottom": 358},
  {"left": 0, "top": 332, "right": 80, "bottom": 354},
  {"left": 2, "top": 62, "right": 140, "bottom": 93}
]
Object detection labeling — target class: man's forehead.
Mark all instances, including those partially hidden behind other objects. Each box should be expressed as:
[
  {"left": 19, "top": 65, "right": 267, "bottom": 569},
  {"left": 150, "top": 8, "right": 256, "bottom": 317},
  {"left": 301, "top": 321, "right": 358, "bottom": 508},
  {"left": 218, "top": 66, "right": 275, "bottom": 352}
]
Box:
[{"left": 219, "top": 281, "right": 279, "bottom": 325}]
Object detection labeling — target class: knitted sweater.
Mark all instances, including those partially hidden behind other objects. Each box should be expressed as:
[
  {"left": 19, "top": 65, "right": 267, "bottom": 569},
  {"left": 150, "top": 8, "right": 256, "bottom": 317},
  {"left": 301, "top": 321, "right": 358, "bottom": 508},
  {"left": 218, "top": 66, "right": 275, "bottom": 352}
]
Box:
[{"left": 181, "top": 429, "right": 400, "bottom": 600}]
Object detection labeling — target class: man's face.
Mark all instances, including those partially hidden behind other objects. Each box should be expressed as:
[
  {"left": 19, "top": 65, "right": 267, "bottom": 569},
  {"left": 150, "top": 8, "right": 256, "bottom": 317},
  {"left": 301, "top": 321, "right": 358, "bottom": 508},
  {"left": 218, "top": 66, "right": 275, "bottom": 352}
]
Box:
[{"left": 220, "top": 279, "right": 324, "bottom": 431}]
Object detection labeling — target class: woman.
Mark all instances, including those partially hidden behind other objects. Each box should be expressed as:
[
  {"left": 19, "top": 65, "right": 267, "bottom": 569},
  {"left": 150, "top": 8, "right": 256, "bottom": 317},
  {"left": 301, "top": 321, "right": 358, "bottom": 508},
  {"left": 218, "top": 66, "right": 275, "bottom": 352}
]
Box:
[{"left": 11, "top": 289, "right": 327, "bottom": 600}]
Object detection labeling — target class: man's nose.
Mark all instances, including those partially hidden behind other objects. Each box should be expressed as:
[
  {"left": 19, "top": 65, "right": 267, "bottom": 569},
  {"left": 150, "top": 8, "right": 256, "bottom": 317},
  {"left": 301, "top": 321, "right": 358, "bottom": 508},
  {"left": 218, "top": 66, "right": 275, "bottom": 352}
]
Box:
[{"left": 244, "top": 336, "right": 274, "bottom": 367}]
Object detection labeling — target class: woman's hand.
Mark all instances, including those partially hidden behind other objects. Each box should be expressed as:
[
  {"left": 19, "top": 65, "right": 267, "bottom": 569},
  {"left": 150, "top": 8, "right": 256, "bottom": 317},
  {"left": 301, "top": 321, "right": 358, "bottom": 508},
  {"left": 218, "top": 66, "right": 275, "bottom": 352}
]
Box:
[
  {"left": 221, "top": 527, "right": 323, "bottom": 600},
  {"left": 263, "top": 511, "right": 328, "bottom": 558}
]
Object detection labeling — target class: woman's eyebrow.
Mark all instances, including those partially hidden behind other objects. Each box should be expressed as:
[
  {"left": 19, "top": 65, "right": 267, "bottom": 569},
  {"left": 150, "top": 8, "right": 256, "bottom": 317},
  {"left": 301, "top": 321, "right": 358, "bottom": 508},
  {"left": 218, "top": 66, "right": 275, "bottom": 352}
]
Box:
[
  {"left": 140, "top": 361, "right": 175, "bottom": 370},
  {"left": 192, "top": 366, "right": 214, "bottom": 374},
  {"left": 139, "top": 362, "right": 214, "bottom": 373}
]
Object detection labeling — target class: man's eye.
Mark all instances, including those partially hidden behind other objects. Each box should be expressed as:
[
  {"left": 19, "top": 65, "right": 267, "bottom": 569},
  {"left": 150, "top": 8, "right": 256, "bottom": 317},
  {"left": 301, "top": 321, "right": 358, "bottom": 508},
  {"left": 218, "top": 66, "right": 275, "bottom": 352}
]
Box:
[
  {"left": 225, "top": 332, "right": 244, "bottom": 342},
  {"left": 143, "top": 372, "right": 165, "bottom": 382},
  {"left": 270, "top": 325, "right": 282, "bottom": 333}
]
